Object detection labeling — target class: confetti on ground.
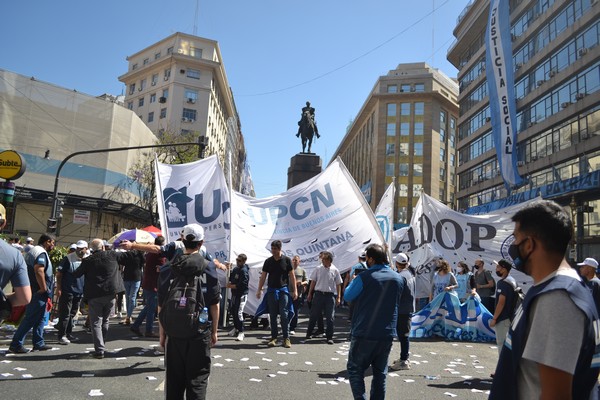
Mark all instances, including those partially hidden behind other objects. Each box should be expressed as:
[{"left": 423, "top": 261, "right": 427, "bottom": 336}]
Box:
[
  {"left": 88, "top": 389, "right": 103, "bottom": 397},
  {"left": 444, "top": 392, "right": 457, "bottom": 397},
  {"left": 413, "top": 354, "right": 422, "bottom": 358},
  {"left": 1, "top": 373, "right": 14, "bottom": 377},
  {"left": 14, "top": 367, "right": 27, "bottom": 371},
  {"left": 331, "top": 357, "right": 339, "bottom": 360},
  {"left": 279, "top": 362, "right": 288, "bottom": 366},
  {"left": 267, "top": 374, "right": 276, "bottom": 378},
  {"left": 112, "top": 348, "right": 123, "bottom": 352},
  {"left": 474, "top": 366, "right": 485, "bottom": 369},
  {"left": 1, "top": 360, "right": 12, "bottom": 363},
  {"left": 404, "top": 379, "right": 415, "bottom": 383},
  {"left": 287, "top": 351, "right": 297, "bottom": 355},
  {"left": 465, "top": 345, "right": 473, "bottom": 348},
  {"left": 305, "top": 361, "right": 313, "bottom": 365},
  {"left": 471, "top": 389, "right": 484, "bottom": 393},
  {"left": 213, "top": 355, "right": 222, "bottom": 359},
  {"left": 213, "top": 363, "right": 224, "bottom": 367},
  {"left": 461, "top": 375, "right": 473, "bottom": 379},
  {"left": 255, "top": 351, "right": 265, "bottom": 355},
  {"left": 116, "top": 357, "right": 127, "bottom": 360},
  {"left": 327, "top": 381, "right": 339, "bottom": 385},
  {"left": 240, "top": 357, "right": 249, "bottom": 361},
  {"left": 277, "top": 352, "right": 286, "bottom": 355},
  {"left": 388, "top": 372, "right": 399, "bottom": 377},
  {"left": 277, "top": 371, "right": 288, "bottom": 375},
  {"left": 316, "top": 381, "right": 326, "bottom": 385},
  {"left": 225, "top": 359, "right": 234, "bottom": 362},
  {"left": 429, "top": 352, "right": 437, "bottom": 355},
  {"left": 249, "top": 378, "right": 262, "bottom": 382},
  {"left": 262, "top": 358, "right": 272, "bottom": 362},
  {"left": 249, "top": 366, "right": 260, "bottom": 370},
  {"left": 146, "top": 376, "right": 157, "bottom": 381}
]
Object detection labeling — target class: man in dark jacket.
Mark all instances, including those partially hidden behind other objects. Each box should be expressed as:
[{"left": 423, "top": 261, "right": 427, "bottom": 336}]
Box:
[
  {"left": 74, "top": 238, "right": 126, "bottom": 359},
  {"left": 226, "top": 253, "right": 249, "bottom": 341}
]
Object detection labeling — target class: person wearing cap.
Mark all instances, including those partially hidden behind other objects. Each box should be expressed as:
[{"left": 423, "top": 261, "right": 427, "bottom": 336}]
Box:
[
  {"left": 55, "top": 240, "right": 89, "bottom": 345},
  {"left": 489, "top": 259, "right": 517, "bottom": 356},
  {"left": 73, "top": 238, "right": 127, "bottom": 359},
  {"left": 9, "top": 233, "right": 55, "bottom": 354},
  {"left": 344, "top": 244, "right": 405, "bottom": 399},
  {"left": 578, "top": 257, "right": 600, "bottom": 315},
  {"left": 0, "top": 204, "right": 31, "bottom": 324},
  {"left": 389, "top": 253, "right": 416, "bottom": 371},
  {"left": 490, "top": 200, "right": 600, "bottom": 399},
  {"left": 23, "top": 237, "right": 34, "bottom": 253},
  {"left": 158, "top": 223, "right": 221, "bottom": 399}
]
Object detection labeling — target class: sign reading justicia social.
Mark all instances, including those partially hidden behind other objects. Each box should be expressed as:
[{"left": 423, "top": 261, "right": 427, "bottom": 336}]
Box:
[{"left": 486, "top": 0, "right": 524, "bottom": 190}]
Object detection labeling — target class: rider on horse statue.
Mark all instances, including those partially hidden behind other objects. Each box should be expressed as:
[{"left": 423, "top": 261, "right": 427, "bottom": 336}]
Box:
[{"left": 296, "top": 101, "right": 320, "bottom": 139}]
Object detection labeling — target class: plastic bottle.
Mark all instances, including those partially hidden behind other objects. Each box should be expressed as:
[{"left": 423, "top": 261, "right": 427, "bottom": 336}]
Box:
[{"left": 199, "top": 307, "right": 208, "bottom": 324}]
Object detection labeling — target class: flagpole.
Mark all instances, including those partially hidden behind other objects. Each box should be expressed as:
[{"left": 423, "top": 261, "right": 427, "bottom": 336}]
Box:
[{"left": 221, "top": 151, "right": 234, "bottom": 328}]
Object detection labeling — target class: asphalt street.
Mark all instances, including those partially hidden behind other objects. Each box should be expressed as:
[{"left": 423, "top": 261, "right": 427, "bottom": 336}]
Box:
[{"left": 0, "top": 307, "right": 499, "bottom": 399}]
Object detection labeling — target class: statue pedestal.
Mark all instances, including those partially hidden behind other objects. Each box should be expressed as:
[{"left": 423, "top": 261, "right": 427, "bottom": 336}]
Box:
[{"left": 287, "top": 153, "right": 322, "bottom": 189}]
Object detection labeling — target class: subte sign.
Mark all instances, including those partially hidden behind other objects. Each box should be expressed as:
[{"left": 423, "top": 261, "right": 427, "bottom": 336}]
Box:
[{"left": 0, "top": 150, "right": 26, "bottom": 180}]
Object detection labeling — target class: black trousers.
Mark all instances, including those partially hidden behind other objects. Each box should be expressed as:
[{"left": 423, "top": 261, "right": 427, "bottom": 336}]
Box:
[
  {"left": 165, "top": 330, "right": 211, "bottom": 400},
  {"left": 57, "top": 293, "right": 82, "bottom": 338}
]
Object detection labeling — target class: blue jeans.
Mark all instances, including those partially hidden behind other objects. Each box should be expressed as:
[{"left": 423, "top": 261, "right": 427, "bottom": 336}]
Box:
[
  {"left": 123, "top": 280, "right": 141, "bottom": 318},
  {"left": 132, "top": 290, "right": 157, "bottom": 333},
  {"left": 347, "top": 337, "right": 393, "bottom": 400},
  {"left": 11, "top": 291, "right": 48, "bottom": 349},
  {"left": 267, "top": 291, "right": 289, "bottom": 339}
]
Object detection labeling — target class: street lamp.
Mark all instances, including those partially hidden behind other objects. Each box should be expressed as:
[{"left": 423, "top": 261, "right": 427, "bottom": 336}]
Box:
[{"left": 47, "top": 137, "right": 207, "bottom": 233}]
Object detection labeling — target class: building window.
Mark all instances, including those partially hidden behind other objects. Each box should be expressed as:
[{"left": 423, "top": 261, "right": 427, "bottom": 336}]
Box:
[
  {"left": 414, "top": 142, "right": 423, "bottom": 156},
  {"left": 160, "top": 108, "right": 167, "bottom": 119},
  {"left": 129, "top": 83, "right": 136, "bottom": 95},
  {"left": 399, "top": 142, "right": 409, "bottom": 156},
  {"left": 155, "top": 52, "right": 161, "bottom": 60},
  {"left": 415, "top": 102, "right": 424, "bottom": 115},
  {"left": 151, "top": 74, "right": 158, "bottom": 86},
  {"left": 387, "top": 103, "right": 396, "bottom": 116},
  {"left": 132, "top": 63, "right": 138, "bottom": 71},
  {"left": 164, "top": 68, "right": 171, "bottom": 80},
  {"left": 167, "top": 46, "right": 174, "bottom": 55},
  {"left": 388, "top": 85, "right": 397, "bottom": 93},
  {"left": 148, "top": 112, "right": 154, "bottom": 123},
  {"left": 400, "top": 122, "right": 410, "bottom": 136},
  {"left": 190, "top": 47, "right": 202, "bottom": 59},
  {"left": 387, "top": 123, "right": 396, "bottom": 136},
  {"left": 162, "top": 89, "right": 169, "bottom": 99},
  {"left": 401, "top": 84, "right": 411, "bottom": 92},
  {"left": 399, "top": 163, "right": 409, "bottom": 176},
  {"left": 185, "top": 89, "right": 198, "bottom": 103},
  {"left": 182, "top": 108, "right": 197, "bottom": 122},
  {"left": 386, "top": 143, "right": 395, "bottom": 155},
  {"left": 440, "top": 167, "right": 446, "bottom": 180},
  {"left": 143, "top": 58, "right": 149, "bottom": 65},
  {"left": 187, "top": 69, "right": 201, "bottom": 79},
  {"left": 138, "top": 97, "right": 144, "bottom": 107},
  {"left": 440, "top": 148, "right": 446, "bottom": 162},
  {"left": 414, "top": 164, "right": 423, "bottom": 176},
  {"left": 415, "top": 83, "right": 425, "bottom": 92},
  {"left": 385, "top": 163, "right": 395, "bottom": 176},
  {"left": 150, "top": 93, "right": 156, "bottom": 103},
  {"left": 398, "top": 184, "right": 408, "bottom": 197},
  {"left": 127, "top": 101, "right": 133, "bottom": 110},
  {"left": 401, "top": 103, "right": 410, "bottom": 115},
  {"left": 414, "top": 122, "right": 424, "bottom": 135},
  {"left": 140, "top": 79, "right": 146, "bottom": 91}
]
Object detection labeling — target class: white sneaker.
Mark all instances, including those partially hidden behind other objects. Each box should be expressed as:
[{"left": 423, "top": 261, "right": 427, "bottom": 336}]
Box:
[
  {"left": 236, "top": 332, "right": 245, "bottom": 341},
  {"left": 228, "top": 328, "right": 238, "bottom": 337},
  {"left": 289, "top": 330, "right": 296, "bottom": 336},
  {"left": 58, "top": 336, "right": 70, "bottom": 345},
  {"left": 390, "top": 359, "right": 411, "bottom": 371}
]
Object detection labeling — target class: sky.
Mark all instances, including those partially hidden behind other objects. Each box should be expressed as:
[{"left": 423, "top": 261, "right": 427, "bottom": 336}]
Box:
[{"left": 2, "top": 0, "right": 469, "bottom": 198}]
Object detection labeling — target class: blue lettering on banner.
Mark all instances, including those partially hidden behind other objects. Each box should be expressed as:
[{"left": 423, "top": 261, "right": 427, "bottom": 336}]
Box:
[{"left": 193, "top": 189, "right": 230, "bottom": 229}]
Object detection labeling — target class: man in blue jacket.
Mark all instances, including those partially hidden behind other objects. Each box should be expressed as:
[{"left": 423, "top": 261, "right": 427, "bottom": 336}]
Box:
[{"left": 344, "top": 243, "right": 404, "bottom": 399}]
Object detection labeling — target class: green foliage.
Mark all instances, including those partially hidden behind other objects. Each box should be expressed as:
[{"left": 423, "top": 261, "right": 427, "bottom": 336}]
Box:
[{"left": 49, "top": 246, "right": 68, "bottom": 274}]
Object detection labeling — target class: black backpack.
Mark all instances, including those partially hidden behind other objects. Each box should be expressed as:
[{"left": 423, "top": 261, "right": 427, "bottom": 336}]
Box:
[
  {"left": 158, "top": 254, "right": 207, "bottom": 339},
  {"left": 506, "top": 278, "right": 525, "bottom": 321}
]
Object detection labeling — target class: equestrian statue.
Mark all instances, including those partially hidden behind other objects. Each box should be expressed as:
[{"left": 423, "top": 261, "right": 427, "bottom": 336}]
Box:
[{"left": 296, "top": 101, "right": 320, "bottom": 153}]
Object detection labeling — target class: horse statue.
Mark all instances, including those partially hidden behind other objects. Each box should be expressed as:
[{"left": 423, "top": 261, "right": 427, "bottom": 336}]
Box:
[{"left": 296, "top": 109, "right": 320, "bottom": 153}]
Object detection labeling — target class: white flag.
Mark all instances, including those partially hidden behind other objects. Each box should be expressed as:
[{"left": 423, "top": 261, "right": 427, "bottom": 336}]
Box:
[{"left": 374, "top": 181, "right": 395, "bottom": 254}]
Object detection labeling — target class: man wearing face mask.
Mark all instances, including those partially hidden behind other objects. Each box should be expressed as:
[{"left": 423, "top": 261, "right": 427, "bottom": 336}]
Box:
[
  {"left": 489, "top": 259, "right": 516, "bottom": 355},
  {"left": 473, "top": 259, "right": 495, "bottom": 313},
  {"left": 490, "top": 200, "right": 600, "bottom": 400},
  {"left": 56, "top": 240, "right": 88, "bottom": 345}
]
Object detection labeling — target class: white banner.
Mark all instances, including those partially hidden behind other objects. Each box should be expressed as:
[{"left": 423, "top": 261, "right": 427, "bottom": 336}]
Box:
[
  {"left": 155, "top": 155, "right": 230, "bottom": 260},
  {"left": 392, "top": 192, "right": 535, "bottom": 292},
  {"left": 375, "top": 181, "right": 395, "bottom": 255},
  {"left": 231, "top": 157, "right": 385, "bottom": 314}
]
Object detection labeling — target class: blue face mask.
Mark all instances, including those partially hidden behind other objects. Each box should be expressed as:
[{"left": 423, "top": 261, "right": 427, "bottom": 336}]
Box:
[{"left": 508, "top": 239, "right": 529, "bottom": 273}]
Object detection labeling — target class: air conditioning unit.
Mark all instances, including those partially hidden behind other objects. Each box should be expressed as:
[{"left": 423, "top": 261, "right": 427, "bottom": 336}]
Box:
[
  {"left": 187, "top": 98, "right": 195, "bottom": 104},
  {"left": 536, "top": 80, "right": 545, "bottom": 87},
  {"left": 164, "top": 76, "right": 169, "bottom": 81},
  {"left": 182, "top": 117, "right": 188, "bottom": 122},
  {"left": 561, "top": 102, "right": 570, "bottom": 109},
  {"left": 517, "top": 161, "right": 525, "bottom": 167},
  {"left": 576, "top": 93, "right": 586, "bottom": 100},
  {"left": 515, "top": 63, "right": 523, "bottom": 70},
  {"left": 579, "top": 48, "right": 588, "bottom": 57},
  {"left": 189, "top": 119, "right": 195, "bottom": 123},
  {"left": 138, "top": 87, "right": 142, "bottom": 91},
  {"left": 549, "top": 70, "right": 557, "bottom": 78},
  {"left": 485, "top": 116, "right": 491, "bottom": 122},
  {"left": 151, "top": 81, "right": 156, "bottom": 86}
]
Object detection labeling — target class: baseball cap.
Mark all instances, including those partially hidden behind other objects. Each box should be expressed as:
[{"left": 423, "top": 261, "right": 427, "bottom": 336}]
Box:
[
  {"left": 76, "top": 240, "right": 88, "bottom": 248},
  {"left": 493, "top": 259, "right": 513, "bottom": 270},
  {"left": 69, "top": 243, "right": 77, "bottom": 250},
  {"left": 577, "top": 257, "right": 599, "bottom": 270},
  {"left": 359, "top": 251, "right": 367, "bottom": 260},
  {"left": 394, "top": 253, "right": 409, "bottom": 264},
  {"left": 26, "top": 237, "right": 34, "bottom": 243},
  {"left": 182, "top": 224, "right": 205, "bottom": 241}
]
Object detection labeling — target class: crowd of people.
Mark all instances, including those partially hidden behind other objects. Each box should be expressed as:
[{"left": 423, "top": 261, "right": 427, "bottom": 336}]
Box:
[{"left": 1, "top": 199, "right": 600, "bottom": 399}]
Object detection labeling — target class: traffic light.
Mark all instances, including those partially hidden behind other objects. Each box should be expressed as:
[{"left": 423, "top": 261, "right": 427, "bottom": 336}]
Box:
[{"left": 47, "top": 218, "right": 57, "bottom": 233}]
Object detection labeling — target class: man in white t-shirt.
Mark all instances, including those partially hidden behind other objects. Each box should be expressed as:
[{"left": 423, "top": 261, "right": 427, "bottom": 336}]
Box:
[{"left": 305, "top": 251, "right": 342, "bottom": 344}]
